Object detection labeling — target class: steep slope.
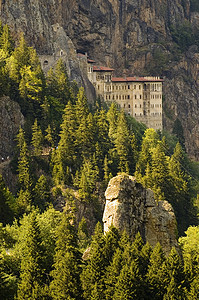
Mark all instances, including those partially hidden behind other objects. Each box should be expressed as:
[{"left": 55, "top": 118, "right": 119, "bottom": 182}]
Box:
[{"left": 1, "top": 0, "right": 199, "bottom": 159}]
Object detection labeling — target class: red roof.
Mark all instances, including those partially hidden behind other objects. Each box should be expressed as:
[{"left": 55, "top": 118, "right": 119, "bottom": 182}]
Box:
[
  {"left": 112, "top": 77, "right": 164, "bottom": 82},
  {"left": 88, "top": 59, "right": 95, "bottom": 63},
  {"left": 77, "top": 53, "right": 86, "bottom": 57},
  {"left": 93, "top": 65, "right": 115, "bottom": 72}
]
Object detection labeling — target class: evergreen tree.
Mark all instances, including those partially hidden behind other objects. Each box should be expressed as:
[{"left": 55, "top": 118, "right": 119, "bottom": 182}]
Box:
[
  {"left": 31, "top": 119, "right": 43, "bottom": 156},
  {"left": 173, "top": 118, "right": 185, "bottom": 149},
  {"left": 12, "top": 33, "right": 30, "bottom": 82},
  {"left": 150, "top": 143, "right": 170, "bottom": 201},
  {"left": 0, "top": 24, "right": 14, "bottom": 55},
  {"left": 106, "top": 102, "right": 118, "bottom": 141},
  {"left": 77, "top": 217, "right": 90, "bottom": 252},
  {"left": 17, "top": 129, "right": 32, "bottom": 192},
  {"left": 0, "top": 175, "right": 16, "bottom": 225},
  {"left": 169, "top": 142, "right": 194, "bottom": 235},
  {"left": 16, "top": 211, "right": 45, "bottom": 300},
  {"left": 77, "top": 158, "right": 99, "bottom": 202},
  {"left": 75, "top": 87, "right": 89, "bottom": 122},
  {"left": 45, "top": 124, "right": 54, "bottom": 148},
  {"left": 47, "top": 59, "right": 72, "bottom": 106},
  {"left": 103, "top": 155, "right": 112, "bottom": 186},
  {"left": 81, "top": 222, "right": 106, "bottom": 300},
  {"left": 146, "top": 242, "right": 167, "bottom": 299},
  {"left": 105, "top": 248, "right": 123, "bottom": 300},
  {"left": 33, "top": 175, "right": 51, "bottom": 210},
  {"left": 103, "top": 226, "right": 120, "bottom": 265},
  {"left": 113, "top": 260, "right": 145, "bottom": 299},
  {"left": 163, "top": 247, "right": 185, "bottom": 299},
  {"left": 50, "top": 212, "right": 82, "bottom": 300},
  {"left": 76, "top": 113, "right": 96, "bottom": 160},
  {"left": 135, "top": 128, "right": 159, "bottom": 179},
  {"left": 114, "top": 111, "right": 131, "bottom": 173}
]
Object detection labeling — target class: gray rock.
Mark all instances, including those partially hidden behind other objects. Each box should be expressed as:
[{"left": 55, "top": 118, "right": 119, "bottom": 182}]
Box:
[
  {"left": 103, "top": 174, "right": 178, "bottom": 253},
  {"left": 0, "top": 95, "right": 24, "bottom": 158}
]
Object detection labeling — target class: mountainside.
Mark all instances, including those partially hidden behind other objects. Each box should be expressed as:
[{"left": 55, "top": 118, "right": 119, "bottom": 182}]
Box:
[{"left": 1, "top": 0, "right": 199, "bottom": 159}]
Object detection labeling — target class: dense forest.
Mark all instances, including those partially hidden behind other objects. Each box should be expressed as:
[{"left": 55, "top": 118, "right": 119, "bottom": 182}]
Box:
[{"left": 1, "top": 22, "right": 199, "bottom": 299}]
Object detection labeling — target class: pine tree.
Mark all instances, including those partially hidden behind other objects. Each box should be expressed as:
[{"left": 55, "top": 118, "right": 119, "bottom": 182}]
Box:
[
  {"left": 0, "top": 24, "right": 14, "bottom": 55},
  {"left": 0, "top": 175, "right": 16, "bottom": 225},
  {"left": 113, "top": 260, "right": 145, "bottom": 299},
  {"left": 81, "top": 222, "right": 106, "bottom": 300},
  {"left": 146, "top": 242, "right": 167, "bottom": 299},
  {"left": 47, "top": 59, "right": 72, "bottom": 106},
  {"left": 16, "top": 211, "right": 45, "bottom": 300},
  {"left": 150, "top": 143, "right": 170, "bottom": 201},
  {"left": 105, "top": 248, "right": 123, "bottom": 300},
  {"left": 78, "top": 158, "right": 99, "bottom": 202},
  {"left": 17, "top": 129, "right": 32, "bottom": 192},
  {"left": 45, "top": 125, "right": 54, "bottom": 148},
  {"left": 31, "top": 119, "right": 43, "bottom": 156},
  {"left": 169, "top": 142, "right": 194, "bottom": 235},
  {"left": 106, "top": 102, "right": 118, "bottom": 141},
  {"left": 33, "top": 175, "right": 51, "bottom": 210},
  {"left": 163, "top": 247, "right": 185, "bottom": 300},
  {"left": 50, "top": 212, "right": 82, "bottom": 300},
  {"left": 103, "top": 226, "right": 120, "bottom": 265},
  {"left": 75, "top": 87, "right": 89, "bottom": 122},
  {"left": 114, "top": 111, "right": 131, "bottom": 173},
  {"left": 76, "top": 113, "right": 96, "bottom": 160},
  {"left": 103, "top": 155, "right": 112, "bottom": 186},
  {"left": 12, "top": 33, "right": 30, "bottom": 82},
  {"left": 135, "top": 128, "right": 159, "bottom": 179},
  {"left": 77, "top": 217, "right": 90, "bottom": 252}
]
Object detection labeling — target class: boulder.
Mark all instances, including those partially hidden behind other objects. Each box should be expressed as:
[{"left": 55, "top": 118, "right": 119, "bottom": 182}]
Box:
[{"left": 103, "top": 174, "right": 178, "bottom": 253}]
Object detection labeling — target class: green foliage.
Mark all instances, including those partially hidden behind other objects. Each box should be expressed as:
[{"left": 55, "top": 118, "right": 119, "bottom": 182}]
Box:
[
  {"left": 31, "top": 119, "right": 43, "bottom": 156},
  {"left": 0, "top": 175, "right": 16, "bottom": 225},
  {"left": 190, "top": 0, "right": 199, "bottom": 12},
  {"left": 16, "top": 211, "right": 46, "bottom": 300},
  {"left": 50, "top": 212, "right": 83, "bottom": 300},
  {"left": 170, "top": 21, "right": 196, "bottom": 52}
]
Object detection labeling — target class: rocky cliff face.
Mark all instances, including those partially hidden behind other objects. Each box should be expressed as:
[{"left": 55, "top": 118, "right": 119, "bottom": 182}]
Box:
[
  {"left": 103, "top": 174, "right": 178, "bottom": 253},
  {"left": 0, "top": 96, "right": 24, "bottom": 159},
  {"left": 1, "top": 0, "right": 199, "bottom": 159}
]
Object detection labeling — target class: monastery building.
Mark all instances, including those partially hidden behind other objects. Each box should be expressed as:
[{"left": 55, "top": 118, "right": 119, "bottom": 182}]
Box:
[{"left": 87, "top": 59, "right": 163, "bottom": 131}]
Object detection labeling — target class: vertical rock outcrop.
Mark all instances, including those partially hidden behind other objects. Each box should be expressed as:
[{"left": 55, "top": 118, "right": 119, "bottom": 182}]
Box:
[
  {"left": 0, "top": 96, "right": 24, "bottom": 159},
  {"left": 103, "top": 174, "right": 178, "bottom": 253}
]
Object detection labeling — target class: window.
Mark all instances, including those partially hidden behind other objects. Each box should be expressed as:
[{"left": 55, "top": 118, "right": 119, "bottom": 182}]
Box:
[
  {"left": 135, "top": 113, "right": 136, "bottom": 116},
  {"left": 127, "top": 95, "right": 130, "bottom": 99},
  {"left": 124, "top": 104, "right": 125, "bottom": 108},
  {"left": 140, "top": 95, "right": 142, "bottom": 99},
  {"left": 44, "top": 60, "right": 48, "bottom": 65},
  {"left": 113, "top": 95, "right": 114, "bottom": 100},
  {"left": 128, "top": 104, "right": 130, "bottom": 108},
  {"left": 140, "top": 104, "right": 141, "bottom": 108},
  {"left": 139, "top": 85, "right": 141, "bottom": 90},
  {"left": 135, "top": 95, "right": 137, "bottom": 99},
  {"left": 128, "top": 85, "right": 130, "bottom": 89},
  {"left": 135, "top": 104, "right": 137, "bottom": 108}
]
